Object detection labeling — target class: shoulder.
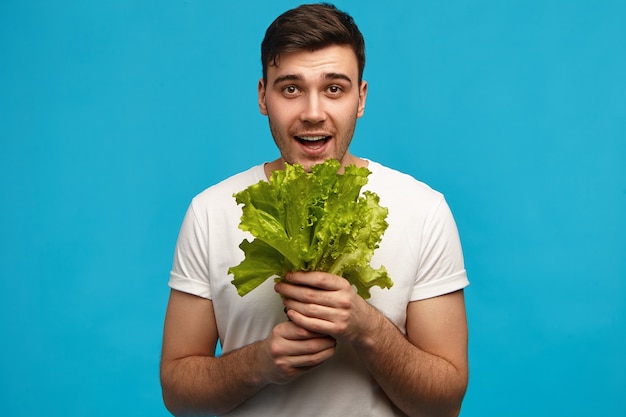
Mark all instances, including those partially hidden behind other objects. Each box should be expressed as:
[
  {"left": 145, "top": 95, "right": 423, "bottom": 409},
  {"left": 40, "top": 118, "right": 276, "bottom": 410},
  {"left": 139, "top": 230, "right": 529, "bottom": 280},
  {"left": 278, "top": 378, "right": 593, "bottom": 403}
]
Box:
[
  {"left": 191, "top": 164, "right": 266, "bottom": 209},
  {"left": 365, "top": 160, "right": 444, "bottom": 208}
]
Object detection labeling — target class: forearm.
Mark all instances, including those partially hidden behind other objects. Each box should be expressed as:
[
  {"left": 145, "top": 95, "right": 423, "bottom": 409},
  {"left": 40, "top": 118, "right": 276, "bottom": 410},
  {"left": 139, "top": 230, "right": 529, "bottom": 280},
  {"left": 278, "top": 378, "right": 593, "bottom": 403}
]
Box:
[
  {"left": 161, "top": 341, "right": 267, "bottom": 416},
  {"left": 277, "top": 273, "right": 468, "bottom": 416},
  {"left": 355, "top": 312, "right": 467, "bottom": 417}
]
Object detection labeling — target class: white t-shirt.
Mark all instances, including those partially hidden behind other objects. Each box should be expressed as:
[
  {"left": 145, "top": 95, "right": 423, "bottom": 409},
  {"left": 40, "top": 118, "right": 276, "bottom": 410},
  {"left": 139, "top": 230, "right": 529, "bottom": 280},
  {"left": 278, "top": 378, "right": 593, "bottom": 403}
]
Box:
[{"left": 169, "top": 160, "right": 469, "bottom": 416}]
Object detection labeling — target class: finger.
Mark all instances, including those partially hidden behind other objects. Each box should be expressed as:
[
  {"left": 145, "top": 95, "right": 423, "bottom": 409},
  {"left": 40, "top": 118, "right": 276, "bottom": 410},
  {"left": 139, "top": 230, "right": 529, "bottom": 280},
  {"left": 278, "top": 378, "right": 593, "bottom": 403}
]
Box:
[
  {"left": 285, "top": 271, "right": 346, "bottom": 291},
  {"left": 285, "top": 307, "right": 335, "bottom": 336},
  {"left": 283, "top": 297, "right": 335, "bottom": 321},
  {"left": 290, "top": 345, "right": 336, "bottom": 369},
  {"left": 277, "top": 320, "right": 330, "bottom": 340},
  {"left": 263, "top": 337, "right": 335, "bottom": 384},
  {"left": 274, "top": 344, "right": 336, "bottom": 375},
  {"left": 276, "top": 282, "right": 341, "bottom": 308},
  {"left": 271, "top": 325, "right": 336, "bottom": 357},
  {"left": 278, "top": 337, "right": 335, "bottom": 356}
]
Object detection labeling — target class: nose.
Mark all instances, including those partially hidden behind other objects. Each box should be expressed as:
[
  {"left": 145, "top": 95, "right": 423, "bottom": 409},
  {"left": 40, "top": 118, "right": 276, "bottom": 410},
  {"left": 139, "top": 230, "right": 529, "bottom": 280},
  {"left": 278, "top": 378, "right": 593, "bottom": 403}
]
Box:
[{"left": 300, "top": 93, "right": 326, "bottom": 124}]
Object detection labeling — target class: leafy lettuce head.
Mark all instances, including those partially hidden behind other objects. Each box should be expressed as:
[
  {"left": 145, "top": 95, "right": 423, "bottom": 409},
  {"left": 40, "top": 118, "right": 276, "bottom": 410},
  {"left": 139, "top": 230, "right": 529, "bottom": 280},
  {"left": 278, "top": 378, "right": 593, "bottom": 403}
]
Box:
[{"left": 228, "top": 159, "right": 393, "bottom": 299}]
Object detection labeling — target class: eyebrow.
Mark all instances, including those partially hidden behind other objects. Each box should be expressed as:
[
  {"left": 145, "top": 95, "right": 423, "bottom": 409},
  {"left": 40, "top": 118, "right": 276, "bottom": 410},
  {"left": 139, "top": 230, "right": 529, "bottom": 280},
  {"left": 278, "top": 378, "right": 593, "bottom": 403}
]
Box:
[
  {"left": 324, "top": 72, "right": 353, "bottom": 85},
  {"left": 272, "top": 74, "right": 302, "bottom": 87},
  {"left": 272, "top": 72, "right": 353, "bottom": 87}
]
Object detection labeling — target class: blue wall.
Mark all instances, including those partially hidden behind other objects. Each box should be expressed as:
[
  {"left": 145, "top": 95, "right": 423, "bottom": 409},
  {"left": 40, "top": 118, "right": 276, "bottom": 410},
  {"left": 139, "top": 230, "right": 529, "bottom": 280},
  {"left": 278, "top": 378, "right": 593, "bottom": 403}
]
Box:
[{"left": 1, "top": 1, "right": 624, "bottom": 415}]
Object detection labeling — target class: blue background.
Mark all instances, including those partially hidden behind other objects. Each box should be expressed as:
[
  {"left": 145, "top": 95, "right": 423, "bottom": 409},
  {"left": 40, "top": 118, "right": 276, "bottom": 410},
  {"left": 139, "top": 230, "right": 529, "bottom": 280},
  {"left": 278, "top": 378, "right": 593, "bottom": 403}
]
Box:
[{"left": 1, "top": 1, "right": 624, "bottom": 415}]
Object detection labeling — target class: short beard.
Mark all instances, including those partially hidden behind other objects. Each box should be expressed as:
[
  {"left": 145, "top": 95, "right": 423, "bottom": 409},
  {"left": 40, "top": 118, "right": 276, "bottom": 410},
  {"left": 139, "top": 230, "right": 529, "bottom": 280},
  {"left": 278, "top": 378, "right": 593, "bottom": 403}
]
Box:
[{"left": 266, "top": 113, "right": 358, "bottom": 170}]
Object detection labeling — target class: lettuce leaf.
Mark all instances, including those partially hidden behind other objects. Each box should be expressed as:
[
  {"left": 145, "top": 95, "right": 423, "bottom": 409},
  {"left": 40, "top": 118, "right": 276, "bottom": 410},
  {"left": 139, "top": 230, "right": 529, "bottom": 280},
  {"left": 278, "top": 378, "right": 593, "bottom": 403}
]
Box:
[{"left": 228, "top": 159, "right": 393, "bottom": 299}]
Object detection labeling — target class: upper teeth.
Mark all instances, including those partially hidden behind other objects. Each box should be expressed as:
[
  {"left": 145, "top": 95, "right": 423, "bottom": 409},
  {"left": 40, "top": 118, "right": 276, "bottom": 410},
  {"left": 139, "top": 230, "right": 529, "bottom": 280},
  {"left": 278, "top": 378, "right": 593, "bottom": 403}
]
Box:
[{"left": 298, "top": 136, "right": 326, "bottom": 141}]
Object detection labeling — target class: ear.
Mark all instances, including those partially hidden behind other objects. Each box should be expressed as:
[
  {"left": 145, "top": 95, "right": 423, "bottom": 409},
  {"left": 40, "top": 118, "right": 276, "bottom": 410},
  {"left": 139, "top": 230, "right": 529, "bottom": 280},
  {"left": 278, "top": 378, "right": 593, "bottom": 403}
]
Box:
[
  {"left": 258, "top": 78, "right": 268, "bottom": 115},
  {"left": 357, "top": 80, "right": 368, "bottom": 118}
]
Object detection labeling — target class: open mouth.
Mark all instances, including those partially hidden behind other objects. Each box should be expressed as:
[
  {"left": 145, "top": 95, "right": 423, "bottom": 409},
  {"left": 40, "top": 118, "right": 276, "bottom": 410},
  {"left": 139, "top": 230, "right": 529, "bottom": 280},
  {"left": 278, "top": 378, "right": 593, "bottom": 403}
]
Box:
[{"left": 295, "top": 135, "right": 331, "bottom": 150}]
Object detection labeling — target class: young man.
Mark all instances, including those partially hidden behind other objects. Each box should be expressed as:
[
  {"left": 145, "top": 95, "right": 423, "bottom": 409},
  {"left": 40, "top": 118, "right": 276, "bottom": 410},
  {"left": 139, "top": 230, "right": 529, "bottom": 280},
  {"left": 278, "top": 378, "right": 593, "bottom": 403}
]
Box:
[{"left": 161, "top": 4, "right": 469, "bottom": 417}]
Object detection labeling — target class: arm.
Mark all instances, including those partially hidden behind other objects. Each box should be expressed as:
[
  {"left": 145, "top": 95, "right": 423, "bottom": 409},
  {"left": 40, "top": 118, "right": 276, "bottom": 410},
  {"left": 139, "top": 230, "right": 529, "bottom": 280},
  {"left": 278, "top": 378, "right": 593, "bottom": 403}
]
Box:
[
  {"left": 357, "top": 291, "right": 468, "bottom": 417},
  {"left": 160, "top": 289, "right": 336, "bottom": 416},
  {"left": 277, "top": 272, "right": 468, "bottom": 417}
]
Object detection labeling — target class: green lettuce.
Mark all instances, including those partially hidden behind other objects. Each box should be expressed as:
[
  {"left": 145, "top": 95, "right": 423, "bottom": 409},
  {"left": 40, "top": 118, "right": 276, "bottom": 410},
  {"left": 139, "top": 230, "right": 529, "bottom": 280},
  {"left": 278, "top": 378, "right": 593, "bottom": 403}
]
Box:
[{"left": 228, "top": 159, "right": 393, "bottom": 299}]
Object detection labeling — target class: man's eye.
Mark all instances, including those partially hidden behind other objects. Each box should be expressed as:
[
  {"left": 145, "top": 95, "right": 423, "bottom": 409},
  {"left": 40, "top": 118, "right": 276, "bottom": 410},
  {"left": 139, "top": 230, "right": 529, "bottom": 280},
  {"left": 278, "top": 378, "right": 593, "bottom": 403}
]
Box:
[
  {"left": 283, "top": 85, "right": 299, "bottom": 95},
  {"left": 328, "top": 85, "right": 343, "bottom": 94}
]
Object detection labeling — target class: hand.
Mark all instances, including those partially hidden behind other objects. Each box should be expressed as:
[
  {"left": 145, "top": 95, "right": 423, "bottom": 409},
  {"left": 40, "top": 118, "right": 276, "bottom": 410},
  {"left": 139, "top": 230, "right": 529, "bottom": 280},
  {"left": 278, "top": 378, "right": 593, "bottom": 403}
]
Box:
[
  {"left": 258, "top": 320, "right": 336, "bottom": 385},
  {"left": 275, "top": 271, "right": 383, "bottom": 346}
]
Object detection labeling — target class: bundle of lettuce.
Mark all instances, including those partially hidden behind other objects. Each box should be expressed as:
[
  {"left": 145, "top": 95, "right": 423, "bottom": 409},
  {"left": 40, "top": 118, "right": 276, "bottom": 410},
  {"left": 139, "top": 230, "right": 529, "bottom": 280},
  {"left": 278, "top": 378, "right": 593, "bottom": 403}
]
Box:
[{"left": 228, "top": 159, "right": 393, "bottom": 299}]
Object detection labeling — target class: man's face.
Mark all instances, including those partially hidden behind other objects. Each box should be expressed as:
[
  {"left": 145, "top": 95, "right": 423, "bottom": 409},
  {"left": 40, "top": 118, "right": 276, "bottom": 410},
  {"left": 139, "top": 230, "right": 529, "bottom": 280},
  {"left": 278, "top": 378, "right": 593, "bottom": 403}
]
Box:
[{"left": 258, "top": 44, "right": 368, "bottom": 172}]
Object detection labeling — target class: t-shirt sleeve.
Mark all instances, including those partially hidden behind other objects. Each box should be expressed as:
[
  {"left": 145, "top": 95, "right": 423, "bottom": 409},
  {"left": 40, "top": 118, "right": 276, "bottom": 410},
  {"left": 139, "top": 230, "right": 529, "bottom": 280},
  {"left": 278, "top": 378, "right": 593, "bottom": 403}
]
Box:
[
  {"left": 411, "top": 196, "right": 469, "bottom": 301},
  {"left": 168, "top": 201, "right": 212, "bottom": 299}
]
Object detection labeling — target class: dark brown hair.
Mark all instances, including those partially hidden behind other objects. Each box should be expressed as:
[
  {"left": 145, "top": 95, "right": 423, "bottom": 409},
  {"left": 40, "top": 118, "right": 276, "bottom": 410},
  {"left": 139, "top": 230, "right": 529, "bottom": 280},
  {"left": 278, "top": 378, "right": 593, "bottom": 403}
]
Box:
[{"left": 261, "top": 3, "right": 366, "bottom": 83}]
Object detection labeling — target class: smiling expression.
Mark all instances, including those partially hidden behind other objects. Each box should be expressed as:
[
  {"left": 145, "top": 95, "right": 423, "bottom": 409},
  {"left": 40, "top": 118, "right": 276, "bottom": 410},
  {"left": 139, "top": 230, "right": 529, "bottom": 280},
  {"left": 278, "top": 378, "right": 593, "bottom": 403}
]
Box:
[{"left": 258, "top": 44, "right": 368, "bottom": 173}]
